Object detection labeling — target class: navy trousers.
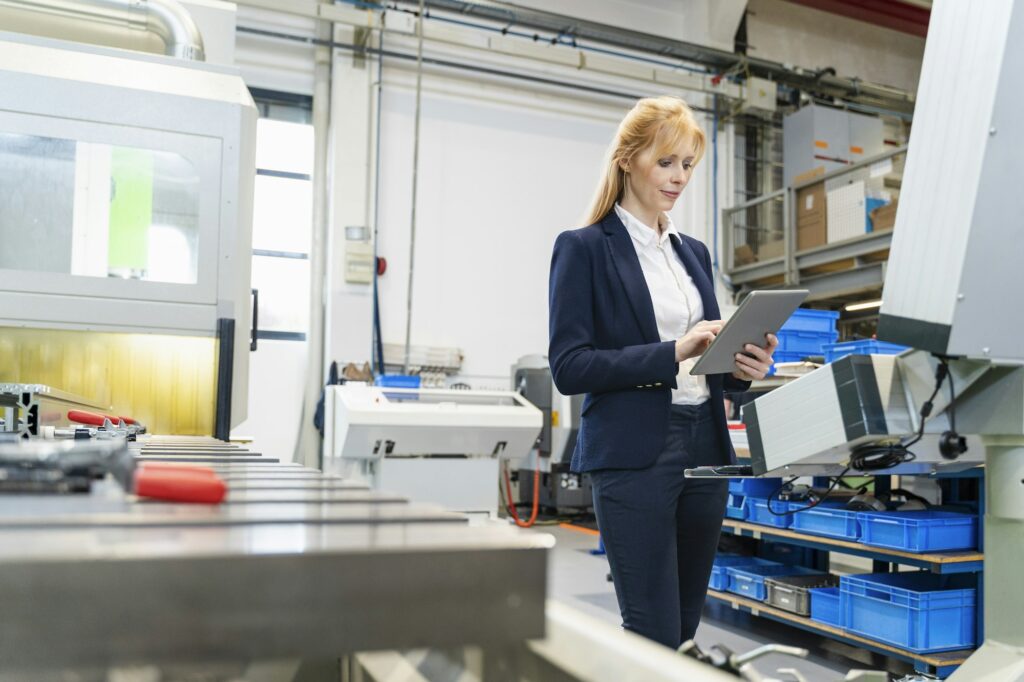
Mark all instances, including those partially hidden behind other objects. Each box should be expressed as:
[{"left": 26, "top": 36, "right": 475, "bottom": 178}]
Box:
[{"left": 590, "top": 401, "right": 729, "bottom": 649}]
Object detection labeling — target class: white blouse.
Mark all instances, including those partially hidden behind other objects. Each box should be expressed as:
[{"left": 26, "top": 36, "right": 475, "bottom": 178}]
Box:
[{"left": 615, "top": 203, "right": 710, "bottom": 405}]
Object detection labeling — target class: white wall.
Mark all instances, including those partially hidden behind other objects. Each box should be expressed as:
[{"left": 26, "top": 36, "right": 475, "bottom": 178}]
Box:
[
  {"left": 328, "top": 48, "right": 733, "bottom": 386},
  {"left": 746, "top": 0, "right": 926, "bottom": 94}
]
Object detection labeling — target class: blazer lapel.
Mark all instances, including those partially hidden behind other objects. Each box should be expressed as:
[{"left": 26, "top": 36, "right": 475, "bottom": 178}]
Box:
[
  {"left": 601, "top": 213, "right": 660, "bottom": 343},
  {"left": 671, "top": 234, "right": 720, "bottom": 321}
]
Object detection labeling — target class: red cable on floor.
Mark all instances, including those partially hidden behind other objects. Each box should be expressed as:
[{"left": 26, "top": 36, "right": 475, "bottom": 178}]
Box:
[{"left": 503, "top": 461, "right": 540, "bottom": 528}]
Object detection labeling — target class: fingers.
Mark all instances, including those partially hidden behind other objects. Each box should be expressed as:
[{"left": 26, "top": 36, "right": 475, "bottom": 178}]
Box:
[
  {"left": 765, "top": 333, "right": 779, "bottom": 351},
  {"left": 734, "top": 352, "right": 770, "bottom": 380},
  {"left": 742, "top": 343, "right": 772, "bottom": 363}
]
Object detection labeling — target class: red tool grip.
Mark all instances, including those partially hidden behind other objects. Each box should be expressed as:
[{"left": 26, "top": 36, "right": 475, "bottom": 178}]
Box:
[
  {"left": 134, "top": 469, "right": 227, "bottom": 504},
  {"left": 138, "top": 462, "right": 218, "bottom": 477},
  {"left": 68, "top": 410, "right": 108, "bottom": 427}
]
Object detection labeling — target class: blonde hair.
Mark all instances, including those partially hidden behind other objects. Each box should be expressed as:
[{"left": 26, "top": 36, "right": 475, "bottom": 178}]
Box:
[{"left": 584, "top": 96, "right": 706, "bottom": 225}]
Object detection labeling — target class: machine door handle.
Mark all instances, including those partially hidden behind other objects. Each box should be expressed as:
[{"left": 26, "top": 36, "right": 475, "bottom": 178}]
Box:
[{"left": 250, "top": 287, "right": 259, "bottom": 351}]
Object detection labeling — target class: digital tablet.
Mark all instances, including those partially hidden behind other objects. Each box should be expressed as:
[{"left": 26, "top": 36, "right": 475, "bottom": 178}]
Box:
[{"left": 689, "top": 289, "right": 809, "bottom": 375}]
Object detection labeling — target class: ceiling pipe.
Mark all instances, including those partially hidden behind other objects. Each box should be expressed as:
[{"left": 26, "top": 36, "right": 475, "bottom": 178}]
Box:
[
  {"left": 389, "top": 0, "right": 914, "bottom": 114},
  {"left": 0, "top": 0, "right": 205, "bottom": 60}
]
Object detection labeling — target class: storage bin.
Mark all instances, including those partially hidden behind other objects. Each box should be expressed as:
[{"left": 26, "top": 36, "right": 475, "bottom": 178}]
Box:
[
  {"left": 375, "top": 374, "right": 421, "bottom": 388},
  {"left": 709, "top": 554, "right": 763, "bottom": 591},
  {"left": 766, "top": 574, "right": 837, "bottom": 616},
  {"left": 745, "top": 497, "right": 793, "bottom": 529},
  {"left": 810, "top": 587, "right": 843, "bottom": 627},
  {"left": 791, "top": 503, "right": 860, "bottom": 541},
  {"left": 857, "top": 510, "right": 978, "bottom": 552},
  {"left": 727, "top": 562, "right": 819, "bottom": 602},
  {"left": 729, "top": 478, "right": 783, "bottom": 498},
  {"left": 725, "top": 492, "right": 747, "bottom": 520},
  {"left": 841, "top": 572, "right": 976, "bottom": 653},
  {"left": 776, "top": 329, "right": 839, "bottom": 355},
  {"left": 779, "top": 308, "right": 840, "bottom": 335},
  {"left": 823, "top": 339, "right": 910, "bottom": 364}
]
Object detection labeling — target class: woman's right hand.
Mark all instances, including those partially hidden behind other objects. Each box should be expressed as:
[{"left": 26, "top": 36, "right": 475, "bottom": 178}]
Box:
[{"left": 675, "top": 320, "right": 723, "bottom": 362}]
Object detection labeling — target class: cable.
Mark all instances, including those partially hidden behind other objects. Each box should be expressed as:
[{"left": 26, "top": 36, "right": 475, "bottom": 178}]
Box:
[
  {"left": 770, "top": 356, "right": 952, "bottom": 516},
  {"left": 766, "top": 469, "right": 849, "bottom": 516},
  {"left": 502, "top": 460, "right": 540, "bottom": 528}
]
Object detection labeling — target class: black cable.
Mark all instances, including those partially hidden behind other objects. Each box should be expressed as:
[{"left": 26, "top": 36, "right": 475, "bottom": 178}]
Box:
[
  {"left": 766, "top": 469, "right": 850, "bottom": 516},
  {"left": 947, "top": 365, "right": 957, "bottom": 433},
  {"left": 769, "top": 356, "right": 952, "bottom": 516}
]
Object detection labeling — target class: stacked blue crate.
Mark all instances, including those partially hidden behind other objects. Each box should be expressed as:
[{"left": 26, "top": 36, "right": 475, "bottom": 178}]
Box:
[
  {"left": 841, "top": 572, "right": 977, "bottom": 653},
  {"left": 770, "top": 308, "right": 839, "bottom": 375},
  {"left": 856, "top": 510, "right": 978, "bottom": 552},
  {"left": 823, "top": 339, "right": 910, "bottom": 363},
  {"left": 727, "top": 561, "right": 823, "bottom": 602}
]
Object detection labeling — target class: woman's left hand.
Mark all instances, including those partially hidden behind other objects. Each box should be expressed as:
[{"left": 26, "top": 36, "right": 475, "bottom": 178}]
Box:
[{"left": 732, "top": 333, "right": 779, "bottom": 381}]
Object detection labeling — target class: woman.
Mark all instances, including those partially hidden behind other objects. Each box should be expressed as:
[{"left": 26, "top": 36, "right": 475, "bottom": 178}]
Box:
[{"left": 548, "top": 96, "right": 777, "bottom": 649}]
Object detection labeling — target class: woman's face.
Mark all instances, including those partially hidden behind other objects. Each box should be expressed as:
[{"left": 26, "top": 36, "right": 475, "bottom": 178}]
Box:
[{"left": 622, "top": 138, "right": 698, "bottom": 215}]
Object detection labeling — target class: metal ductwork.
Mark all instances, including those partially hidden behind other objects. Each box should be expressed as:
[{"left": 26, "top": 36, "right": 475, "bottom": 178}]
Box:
[
  {"left": 391, "top": 0, "right": 915, "bottom": 115},
  {"left": 0, "top": 0, "right": 205, "bottom": 60}
]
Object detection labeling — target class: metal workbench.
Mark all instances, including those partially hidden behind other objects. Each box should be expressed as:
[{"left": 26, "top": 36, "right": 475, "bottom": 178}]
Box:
[{"left": 0, "top": 436, "right": 550, "bottom": 675}]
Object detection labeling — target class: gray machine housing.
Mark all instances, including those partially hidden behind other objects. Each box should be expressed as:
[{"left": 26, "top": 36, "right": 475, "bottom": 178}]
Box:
[
  {"left": 512, "top": 356, "right": 591, "bottom": 512},
  {"left": 742, "top": 352, "right": 988, "bottom": 476}
]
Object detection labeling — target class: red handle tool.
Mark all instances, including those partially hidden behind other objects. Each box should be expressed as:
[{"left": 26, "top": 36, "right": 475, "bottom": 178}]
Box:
[{"left": 134, "top": 467, "right": 227, "bottom": 504}]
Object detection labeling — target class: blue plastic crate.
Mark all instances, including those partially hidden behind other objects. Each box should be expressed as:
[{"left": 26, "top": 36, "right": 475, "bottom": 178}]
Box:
[
  {"left": 791, "top": 503, "right": 860, "bottom": 541},
  {"left": 810, "top": 587, "right": 843, "bottom": 627},
  {"left": 776, "top": 329, "right": 839, "bottom": 355},
  {"left": 779, "top": 308, "right": 840, "bottom": 335},
  {"left": 841, "top": 572, "right": 976, "bottom": 653},
  {"left": 744, "top": 497, "right": 793, "bottom": 529},
  {"left": 823, "top": 339, "right": 910, "bottom": 364},
  {"left": 729, "top": 478, "right": 783, "bottom": 497},
  {"left": 857, "top": 510, "right": 978, "bottom": 552},
  {"left": 727, "top": 562, "right": 821, "bottom": 602},
  {"left": 375, "top": 374, "right": 421, "bottom": 388},
  {"left": 709, "top": 554, "right": 762, "bottom": 591},
  {"left": 725, "top": 493, "right": 747, "bottom": 520}
]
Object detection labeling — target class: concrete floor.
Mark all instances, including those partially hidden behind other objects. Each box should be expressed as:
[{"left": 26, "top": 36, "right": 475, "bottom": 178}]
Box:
[{"left": 532, "top": 523, "right": 913, "bottom": 682}]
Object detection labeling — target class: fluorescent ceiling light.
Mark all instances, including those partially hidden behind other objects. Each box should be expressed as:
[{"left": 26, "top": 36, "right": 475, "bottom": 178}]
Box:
[{"left": 845, "top": 299, "right": 883, "bottom": 312}]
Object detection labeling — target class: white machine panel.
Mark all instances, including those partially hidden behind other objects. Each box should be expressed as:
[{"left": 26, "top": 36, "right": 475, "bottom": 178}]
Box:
[
  {"left": 325, "top": 385, "right": 543, "bottom": 461},
  {"left": 879, "top": 0, "right": 1024, "bottom": 362}
]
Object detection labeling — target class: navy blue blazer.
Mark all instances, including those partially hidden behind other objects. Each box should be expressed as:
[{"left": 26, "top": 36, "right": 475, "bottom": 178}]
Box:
[{"left": 548, "top": 211, "right": 750, "bottom": 473}]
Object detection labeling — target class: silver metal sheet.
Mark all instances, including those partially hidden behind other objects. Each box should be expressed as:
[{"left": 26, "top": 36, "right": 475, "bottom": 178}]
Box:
[
  {"left": 0, "top": 501, "right": 465, "bottom": 528},
  {"left": 226, "top": 480, "right": 373, "bottom": 491},
  {"left": 0, "top": 522, "right": 551, "bottom": 669},
  {"left": 135, "top": 456, "right": 278, "bottom": 463},
  {"left": 222, "top": 490, "right": 408, "bottom": 505}
]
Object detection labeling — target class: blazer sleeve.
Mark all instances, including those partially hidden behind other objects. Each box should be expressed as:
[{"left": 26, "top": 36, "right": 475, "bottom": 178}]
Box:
[
  {"left": 548, "top": 230, "right": 678, "bottom": 395},
  {"left": 696, "top": 239, "right": 752, "bottom": 394}
]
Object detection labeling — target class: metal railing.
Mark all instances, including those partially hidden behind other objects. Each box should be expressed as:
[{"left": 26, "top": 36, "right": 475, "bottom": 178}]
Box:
[{"left": 723, "top": 146, "right": 907, "bottom": 299}]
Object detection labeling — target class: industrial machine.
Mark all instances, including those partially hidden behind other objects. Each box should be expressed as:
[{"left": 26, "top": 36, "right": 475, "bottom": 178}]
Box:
[
  {"left": 0, "top": 16, "right": 256, "bottom": 437},
  {"left": 512, "top": 355, "right": 593, "bottom": 513},
  {"left": 321, "top": 383, "right": 543, "bottom": 515},
  {"left": 717, "top": 1, "right": 1024, "bottom": 679}
]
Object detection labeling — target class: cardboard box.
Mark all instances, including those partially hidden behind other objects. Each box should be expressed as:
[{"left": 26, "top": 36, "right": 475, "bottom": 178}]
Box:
[
  {"left": 734, "top": 244, "right": 757, "bottom": 266},
  {"left": 870, "top": 199, "right": 898, "bottom": 232},
  {"left": 759, "top": 239, "right": 785, "bottom": 260},
  {"left": 797, "top": 181, "right": 826, "bottom": 225},
  {"left": 797, "top": 214, "right": 827, "bottom": 251}
]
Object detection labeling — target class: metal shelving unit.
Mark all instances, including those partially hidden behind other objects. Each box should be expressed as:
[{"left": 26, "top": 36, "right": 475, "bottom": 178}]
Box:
[
  {"left": 706, "top": 589, "right": 971, "bottom": 678},
  {"left": 723, "top": 147, "right": 907, "bottom": 304},
  {"left": 724, "top": 452, "right": 983, "bottom": 678}
]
